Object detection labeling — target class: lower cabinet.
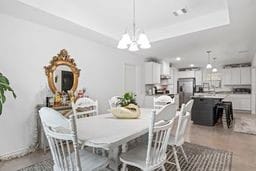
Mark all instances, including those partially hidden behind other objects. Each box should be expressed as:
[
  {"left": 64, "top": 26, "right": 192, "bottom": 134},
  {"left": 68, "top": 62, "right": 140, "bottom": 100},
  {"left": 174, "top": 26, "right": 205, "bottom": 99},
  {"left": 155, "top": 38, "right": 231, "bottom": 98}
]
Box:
[
  {"left": 144, "top": 96, "right": 154, "bottom": 108},
  {"left": 224, "top": 94, "right": 251, "bottom": 111}
]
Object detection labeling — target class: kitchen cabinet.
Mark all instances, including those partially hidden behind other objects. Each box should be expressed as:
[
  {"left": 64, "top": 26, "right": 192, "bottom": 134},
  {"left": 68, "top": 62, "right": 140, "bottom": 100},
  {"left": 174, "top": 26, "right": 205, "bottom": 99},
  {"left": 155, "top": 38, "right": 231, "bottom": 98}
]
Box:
[
  {"left": 240, "top": 67, "right": 251, "bottom": 85},
  {"left": 178, "top": 71, "right": 195, "bottom": 78},
  {"left": 195, "top": 70, "right": 202, "bottom": 85},
  {"left": 145, "top": 62, "right": 161, "bottom": 84},
  {"left": 224, "top": 94, "right": 251, "bottom": 111},
  {"left": 231, "top": 68, "right": 241, "bottom": 85},
  {"left": 143, "top": 96, "right": 154, "bottom": 108},
  {"left": 168, "top": 67, "right": 178, "bottom": 94},
  {"left": 223, "top": 67, "right": 251, "bottom": 85},
  {"left": 222, "top": 68, "right": 232, "bottom": 85},
  {"left": 161, "top": 60, "right": 170, "bottom": 75}
]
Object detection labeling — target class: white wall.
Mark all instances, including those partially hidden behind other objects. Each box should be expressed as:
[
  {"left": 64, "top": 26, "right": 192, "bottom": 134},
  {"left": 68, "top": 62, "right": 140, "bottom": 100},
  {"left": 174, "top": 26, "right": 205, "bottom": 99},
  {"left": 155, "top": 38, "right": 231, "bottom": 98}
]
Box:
[{"left": 0, "top": 13, "right": 144, "bottom": 158}]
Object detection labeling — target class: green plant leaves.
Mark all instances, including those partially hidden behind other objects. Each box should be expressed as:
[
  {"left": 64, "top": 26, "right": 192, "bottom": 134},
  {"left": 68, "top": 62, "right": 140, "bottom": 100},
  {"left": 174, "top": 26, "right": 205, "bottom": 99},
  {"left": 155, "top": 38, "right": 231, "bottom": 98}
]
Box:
[
  {"left": 118, "top": 92, "right": 137, "bottom": 107},
  {"left": 0, "top": 73, "right": 16, "bottom": 115}
]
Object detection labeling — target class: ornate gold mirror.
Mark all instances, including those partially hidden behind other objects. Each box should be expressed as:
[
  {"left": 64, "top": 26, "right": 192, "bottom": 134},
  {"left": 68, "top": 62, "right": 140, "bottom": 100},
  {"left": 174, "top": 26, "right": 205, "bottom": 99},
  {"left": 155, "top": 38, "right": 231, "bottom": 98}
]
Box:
[{"left": 44, "top": 49, "right": 80, "bottom": 94}]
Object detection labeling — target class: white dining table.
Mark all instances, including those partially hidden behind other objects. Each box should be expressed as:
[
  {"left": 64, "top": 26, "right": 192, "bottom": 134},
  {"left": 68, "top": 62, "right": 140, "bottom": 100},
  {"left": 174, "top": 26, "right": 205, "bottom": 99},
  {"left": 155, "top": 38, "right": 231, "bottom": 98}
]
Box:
[
  {"left": 76, "top": 108, "right": 153, "bottom": 170},
  {"left": 76, "top": 108, "right": 179, "bottom": 171}
]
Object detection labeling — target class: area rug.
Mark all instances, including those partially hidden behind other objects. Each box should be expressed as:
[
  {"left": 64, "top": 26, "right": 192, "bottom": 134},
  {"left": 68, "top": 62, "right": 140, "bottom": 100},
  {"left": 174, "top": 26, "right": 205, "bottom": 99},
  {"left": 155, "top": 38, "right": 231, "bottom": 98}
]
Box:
[
  {"left": 18, "top": 143, "right": 232, "bottom": 171},
  {"left": 233, "top": 115, "right": 256, "bottom": 135}
]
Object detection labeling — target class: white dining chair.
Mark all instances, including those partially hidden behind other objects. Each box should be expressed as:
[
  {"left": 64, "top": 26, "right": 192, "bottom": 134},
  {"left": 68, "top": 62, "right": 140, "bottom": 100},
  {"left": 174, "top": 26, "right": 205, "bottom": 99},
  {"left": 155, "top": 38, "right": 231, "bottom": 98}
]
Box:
[
  {"left": 72, "top": 97, "right": 99, "bottom": 118},
  {"left": 120, "top": 104, "right": 175, "bottom": 171},
  {"left": 184, "top": 99, "right": 194, "bottom": 114},
  {"left": 39, "top": 107, "right": 109, "bottom": 171},
  {"left": 72, "top": 97, "right": 106, "bottom": 155},
  {"left": 154, "top": 95, "right": 174, "bottom": 109},
  {"left": 167, "top": 99, "right": 194, "bottom": 171},
  {"left": 108, "top": 96, "right": 120, "bottom": 109}
]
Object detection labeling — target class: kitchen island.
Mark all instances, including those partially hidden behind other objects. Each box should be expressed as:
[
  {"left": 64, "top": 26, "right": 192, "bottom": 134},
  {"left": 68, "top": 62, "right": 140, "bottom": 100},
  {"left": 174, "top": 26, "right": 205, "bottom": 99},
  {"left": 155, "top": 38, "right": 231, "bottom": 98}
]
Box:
[{"left": 191, "top": 94, "right": 227, "bottom": 126}]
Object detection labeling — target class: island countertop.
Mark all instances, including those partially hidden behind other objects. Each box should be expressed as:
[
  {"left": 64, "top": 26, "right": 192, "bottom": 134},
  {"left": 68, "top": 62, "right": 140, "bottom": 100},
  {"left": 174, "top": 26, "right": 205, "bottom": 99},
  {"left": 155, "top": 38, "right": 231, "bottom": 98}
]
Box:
[{"left": 191, "top": 94, "right": 228, "bottom": 99}]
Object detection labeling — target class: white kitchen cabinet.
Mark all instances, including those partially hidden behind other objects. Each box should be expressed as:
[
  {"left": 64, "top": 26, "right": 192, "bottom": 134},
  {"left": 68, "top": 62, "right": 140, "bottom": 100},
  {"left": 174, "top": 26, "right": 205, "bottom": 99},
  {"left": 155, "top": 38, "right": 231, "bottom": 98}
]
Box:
[
  {"left": 240, "top": 67, "right": 251, "bottom": 85},
  {"left": 178, "top": 71, "right": 195, "bottom": 78},
  {"left": 195, "top": 70, "right": 202, "bottom": 85},
  {"left": 222, "top": 68, "right": 232, "bottom": 85},
  {"left": 231, "top": 68, "right": 241, "bottom": 85},
  {"left": 224, "top": 94, "right": 251, "bottom": 111},
  {"left": 161, "top": 60, "right": 170, "bottom": 75},
  {"left": 168, "top": 67, "right": 178, "bottom": 94},
  {"left": 223, "top": 67, "right": 251, "bottom": 85},
  {"left": 145, "top": 62, "right": 161, "bottom": 84},
  {"left": 143, "top": 96, "right": 154, "bottom": 108}
]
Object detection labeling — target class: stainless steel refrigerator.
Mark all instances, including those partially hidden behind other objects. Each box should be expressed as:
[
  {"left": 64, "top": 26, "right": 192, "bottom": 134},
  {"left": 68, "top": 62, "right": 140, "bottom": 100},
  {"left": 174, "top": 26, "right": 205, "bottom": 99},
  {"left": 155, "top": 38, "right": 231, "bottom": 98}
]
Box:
[{"left": 178, "top": 78, "right": 195, "bottom": 107}]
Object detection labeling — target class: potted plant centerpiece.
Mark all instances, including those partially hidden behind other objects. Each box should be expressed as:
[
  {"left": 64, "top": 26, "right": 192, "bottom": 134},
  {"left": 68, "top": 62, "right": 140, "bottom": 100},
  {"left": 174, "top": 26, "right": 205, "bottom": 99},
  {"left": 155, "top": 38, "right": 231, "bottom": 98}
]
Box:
[{"left": 111, "top": 92, "right": 141, "bottom": 119}]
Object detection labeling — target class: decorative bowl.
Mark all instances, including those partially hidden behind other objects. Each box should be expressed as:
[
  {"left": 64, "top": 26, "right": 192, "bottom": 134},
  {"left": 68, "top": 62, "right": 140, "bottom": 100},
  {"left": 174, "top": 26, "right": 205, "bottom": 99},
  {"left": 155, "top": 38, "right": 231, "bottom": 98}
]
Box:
[{"left": 110, "top": 104, "right": 141, "bottom": 119}]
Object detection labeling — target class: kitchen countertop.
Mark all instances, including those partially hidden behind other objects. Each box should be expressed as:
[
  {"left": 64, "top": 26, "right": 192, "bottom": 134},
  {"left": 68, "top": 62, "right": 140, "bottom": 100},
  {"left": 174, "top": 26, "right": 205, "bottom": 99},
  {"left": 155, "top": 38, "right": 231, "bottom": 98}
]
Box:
[
  {"left": 145, "top": 94, "right": 178, "bottom": 96},
  {"left": 192, "top": 94, "right": 228, "bottom": 99}
]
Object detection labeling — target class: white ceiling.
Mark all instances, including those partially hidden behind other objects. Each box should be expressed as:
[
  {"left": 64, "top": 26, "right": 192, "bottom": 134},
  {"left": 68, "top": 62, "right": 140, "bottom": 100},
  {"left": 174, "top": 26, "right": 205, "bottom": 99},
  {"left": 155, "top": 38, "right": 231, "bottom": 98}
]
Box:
[
  {"left": 16, "top": 0, "right": 229, "bottom": 41},
  {"left": 1, "top": 0, "right": 256, "bottom": 68}
]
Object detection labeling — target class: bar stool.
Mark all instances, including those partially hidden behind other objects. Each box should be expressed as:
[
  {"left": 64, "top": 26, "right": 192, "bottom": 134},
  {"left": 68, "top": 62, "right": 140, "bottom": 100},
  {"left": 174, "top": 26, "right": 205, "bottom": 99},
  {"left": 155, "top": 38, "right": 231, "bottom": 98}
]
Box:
[{"left": 216, "top": 102, "right": 233, "bottom": 129}]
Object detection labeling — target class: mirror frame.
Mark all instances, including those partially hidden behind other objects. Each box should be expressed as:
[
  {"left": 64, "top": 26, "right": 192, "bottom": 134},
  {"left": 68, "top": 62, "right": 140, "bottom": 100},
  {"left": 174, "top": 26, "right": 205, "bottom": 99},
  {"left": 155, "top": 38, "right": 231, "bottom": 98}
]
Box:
[{"left": 44, "top": 49, "right": 80, "bottom": 94}]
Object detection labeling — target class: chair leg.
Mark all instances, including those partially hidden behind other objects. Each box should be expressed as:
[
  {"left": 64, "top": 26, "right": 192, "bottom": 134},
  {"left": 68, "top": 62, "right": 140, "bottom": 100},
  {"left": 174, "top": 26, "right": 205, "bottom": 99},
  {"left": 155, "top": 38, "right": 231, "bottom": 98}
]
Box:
[
  {"left": 161, "top": 165, "right": 166, "bottom": 171},
  {"left": 180, "top": 145, "right": 188, "bottom": 163},
  {"left": 172, "top": 146, "right": 181, "bottom": 171},
  {"left": 121, "top": 163, "right": 127, "bottom": 171}
]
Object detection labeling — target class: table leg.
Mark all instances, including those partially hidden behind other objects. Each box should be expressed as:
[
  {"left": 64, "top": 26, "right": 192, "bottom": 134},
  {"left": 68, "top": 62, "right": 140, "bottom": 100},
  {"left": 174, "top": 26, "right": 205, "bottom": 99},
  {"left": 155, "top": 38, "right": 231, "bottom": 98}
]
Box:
[
  {"left": 121, "top": 143, "right": 128, "bottom": 171},
  {"left": 109, "top": 146, "right": 120, "bottom": 171}
]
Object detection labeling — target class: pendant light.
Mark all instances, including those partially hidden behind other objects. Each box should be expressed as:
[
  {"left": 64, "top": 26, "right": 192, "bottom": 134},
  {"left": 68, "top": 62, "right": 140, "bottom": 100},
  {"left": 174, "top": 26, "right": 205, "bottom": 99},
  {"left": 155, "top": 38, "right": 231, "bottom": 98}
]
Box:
[
  {"left": 117, "top": 0, "right": 151, "bottom": 51},
  {"left": 206, "top": 51, "right": 212, "bottom": 69},
  {"left": 212, "top": 57, "right": 218, "bottom": 72}
]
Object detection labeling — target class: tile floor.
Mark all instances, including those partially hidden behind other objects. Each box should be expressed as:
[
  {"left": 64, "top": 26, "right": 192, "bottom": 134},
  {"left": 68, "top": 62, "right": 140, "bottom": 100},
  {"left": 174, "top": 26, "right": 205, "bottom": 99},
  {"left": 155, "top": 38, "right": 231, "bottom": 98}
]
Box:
[{"left": 1, "top": 113, "right": 256, "bottom": 171}]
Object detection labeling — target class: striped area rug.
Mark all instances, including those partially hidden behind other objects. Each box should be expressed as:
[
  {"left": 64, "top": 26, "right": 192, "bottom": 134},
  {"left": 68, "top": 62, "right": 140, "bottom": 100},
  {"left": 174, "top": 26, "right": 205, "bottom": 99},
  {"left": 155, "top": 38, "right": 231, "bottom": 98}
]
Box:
[
  {"left": 164, "top": 143, "right": 232, "bottom": 171},
  {"left": 18, "top": 142, "right": 232, "bottom": 171}
]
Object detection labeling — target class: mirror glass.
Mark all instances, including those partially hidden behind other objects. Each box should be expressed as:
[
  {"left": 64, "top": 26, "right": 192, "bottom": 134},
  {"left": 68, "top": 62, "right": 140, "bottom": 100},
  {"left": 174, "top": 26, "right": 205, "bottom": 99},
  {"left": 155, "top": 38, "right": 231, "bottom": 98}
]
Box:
[{"left": 53, "top": 65, "right": 74, "bottom": 93}]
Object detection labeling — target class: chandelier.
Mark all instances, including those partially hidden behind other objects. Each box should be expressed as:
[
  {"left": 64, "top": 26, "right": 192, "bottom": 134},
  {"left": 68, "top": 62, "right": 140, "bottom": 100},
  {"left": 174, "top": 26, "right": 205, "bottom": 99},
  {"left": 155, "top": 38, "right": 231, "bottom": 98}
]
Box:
[{"left": 117, "top": 0, "right": 151, "bottom": 51}]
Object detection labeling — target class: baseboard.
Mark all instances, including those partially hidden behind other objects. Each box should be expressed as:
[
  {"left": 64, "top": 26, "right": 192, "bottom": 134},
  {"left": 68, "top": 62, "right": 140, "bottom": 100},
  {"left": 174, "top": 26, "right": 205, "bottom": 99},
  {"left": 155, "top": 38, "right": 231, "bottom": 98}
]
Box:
[{"left": 0, "top": 146, "right": 36, "bottom": 161}]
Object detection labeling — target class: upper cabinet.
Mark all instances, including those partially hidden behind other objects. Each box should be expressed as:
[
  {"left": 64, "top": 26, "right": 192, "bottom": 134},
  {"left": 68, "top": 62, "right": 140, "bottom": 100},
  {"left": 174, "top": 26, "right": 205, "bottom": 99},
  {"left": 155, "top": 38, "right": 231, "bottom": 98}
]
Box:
[
  {"left": 223, "top": 67, "right": 251, "bottom": 85},
  {"left": 178, "top": 71, "right": 195, "bottom": 78},
  {"left": 161, "top": 61, "right": 170, "bottom": 75},
  {"left": 241, "top": 67, "right": 251, "bottom": 85},
  {"left": 231, "top": 68, "right": 241, "bottom": 85},
  {"left": 145, "top": 62, "right": 161, "bottom": 84},
  {"left": 222, "top": 68, "right": 232, "bottom": 85}
]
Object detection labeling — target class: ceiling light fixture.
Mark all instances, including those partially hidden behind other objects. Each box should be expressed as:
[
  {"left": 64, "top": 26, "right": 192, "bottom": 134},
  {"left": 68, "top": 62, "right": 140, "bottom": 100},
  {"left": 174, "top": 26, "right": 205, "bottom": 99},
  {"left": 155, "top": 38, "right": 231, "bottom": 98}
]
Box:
[
  {"left": 206, "top": 51, "right": 212, "bottom": 69},
  {"left": 173, "top": 8, "right": 187, "bottom": 16},
  {"left": 212, "top": 58, "right": 218, "bottom": 73},
  {"left": 117, "top": 0, "right": 151, "bottom": 51},
  {"left": 176, "top": 57, "right": 181, "bottom": 61},
  {"left": 190, "top": 64, "right": 194, "bottom": 67}
]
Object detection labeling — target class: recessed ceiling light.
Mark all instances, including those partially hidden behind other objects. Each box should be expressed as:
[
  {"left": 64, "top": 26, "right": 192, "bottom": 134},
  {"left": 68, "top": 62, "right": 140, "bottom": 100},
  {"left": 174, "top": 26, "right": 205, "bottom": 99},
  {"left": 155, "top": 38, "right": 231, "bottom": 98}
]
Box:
[
  {"left": 190, "top": 64, "right": 194, "bottom": 67},
  {"left": 176, "top": 57, "right": 181, "bottom": 61},
  {"left": 173, "top": 8, "right": 187, "bottom": 16}
]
